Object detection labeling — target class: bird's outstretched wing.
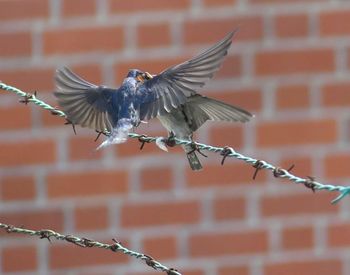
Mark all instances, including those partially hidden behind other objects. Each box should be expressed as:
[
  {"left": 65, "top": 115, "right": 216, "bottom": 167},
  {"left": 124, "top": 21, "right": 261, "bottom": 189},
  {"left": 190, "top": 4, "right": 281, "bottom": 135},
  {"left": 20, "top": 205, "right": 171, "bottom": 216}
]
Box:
[
  {"left": 138, "top": 29, "right": 238, "bottom": 120},
  {"left": 54, "top": 67, "right": 114, "bottom": 132},
  {"left": 182, "top": 94, "right": 253, "bottom": 132}
]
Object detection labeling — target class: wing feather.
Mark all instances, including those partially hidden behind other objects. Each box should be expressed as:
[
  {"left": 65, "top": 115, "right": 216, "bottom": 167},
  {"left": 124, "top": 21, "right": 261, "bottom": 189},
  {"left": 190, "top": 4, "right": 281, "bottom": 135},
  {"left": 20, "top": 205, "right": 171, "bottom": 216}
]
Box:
[
  {"left": 54, "top": 67, "right": 116, "bottom": 132},
  {"left": 138, "top": 29, "right": 239, "bottom": 120}
]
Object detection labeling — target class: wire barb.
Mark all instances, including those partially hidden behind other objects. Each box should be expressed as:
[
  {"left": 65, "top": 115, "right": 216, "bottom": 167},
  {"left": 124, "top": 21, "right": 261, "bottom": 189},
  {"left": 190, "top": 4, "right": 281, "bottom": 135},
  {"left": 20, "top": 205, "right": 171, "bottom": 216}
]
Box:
[
  {"left": 64, "top": 119, "right": 77, "bottom": 135},
  {"left": 1, "top": 81, "right": 350, "bottom": 205},
  {"left": 220, "top": 146, "right": 233, "bottom": 165},
  {"left": 138, "top": 134, "right": 152, "bottom": 150},
  {"left": 19, "top": 91, "right": 37, "bottom": 105},
  {"left": 304, "top": 176, "right": 316, "bottom": 193},
  {"left": 252, "top": 160, "right": 265, "bottom": 180}
]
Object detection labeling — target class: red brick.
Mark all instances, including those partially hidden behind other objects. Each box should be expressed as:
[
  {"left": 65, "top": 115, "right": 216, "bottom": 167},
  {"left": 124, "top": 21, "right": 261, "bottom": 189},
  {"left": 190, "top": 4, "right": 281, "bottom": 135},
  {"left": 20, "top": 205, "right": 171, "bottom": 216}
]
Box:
[
  {"left": 0, "top": 67, "right": 54, "bottom": 91},
  {"left": 1, "top": 175, "right": 36, "bottom": 201},
  {"left": 274, "top": 14, "right": 309, "bottom": 38},
  {"left": 250, "top": 0, "right": 325, "bottom": 3},
  {"left": 320, "top": 10, "right": 350, "bottom": 36},
  {"left": 203, "top": 0, "right": 237, "bottom": 6},
  {"left": 0, "top": 0, "right": 48, "bottom": 21},
  {"left": 137, "top": 23, "right": 171, "bottom": 48},
  {"left": 69, "top": 64, "right": 103, "bottom": 86},
  {"left": 257, "top": 119, "right": 337, "bottom": 147},
  {"left": 62, "top": 0, "right": 96, "bottom": 17},
  {"left": 140, "top": 167, "right": 173, "bottom": 191},
  {"left": 324, "top": 154, "right": 350, "bottom": 179},
  {"left": 328, "top": 223, "right": 350, "bottom": 247},
  {"left": 47, "top": 171, "right": 128, "bottom": 198},
  {"left": 74, "top": 205, "right": 109, "bottom": 231},
  {"left": 0, "top": 32, "right": 31, "bottom": 57},
  {"left": 261, "top": 192, "right": 339, "bottom": 217},
  {"left": 39, "top": 97, "right": 65, "bottom": 127},
  {"left": 41, "top": 109, "right": 66, "bottom": 127},
  {"left": 0, "top": 105, "right": 31, "bottom": 130},
  {"left": 264, "top": 260, "right": 342, "bottom": 275},
  {"left": 279, "top": 156, "right": 313, "bottom": 178},
  {"left": 110, "top": 0, "right": 190, "bottom": 13},
  {"left": 281, "top": 226, "right": 314, "bottom": 250},
  {"left": 184, "top": 17, "right": 263, "bottom": 45},
  {"left": 276, "top": 84, "right": 310, "bottom": 110},
  {"left": 321, "top": 82, "right": 350, "bottom": 107},
  {"left": 213, "top": 196, "right": 246, "bottom": 221},
  {"left": 121, "top": 200, "right": 200, "bottom": 227},
  {"left": 68, "top": 136, "right": 103, "bottom": 161},
  {"left": 215, "top": 54, "right": 242, "bottom": 79},
  {"left": 0, "top": 209, "right": 64, "bottom": 231},
  {"left": 189, "top": 230, "right": 268, "bottom": 257},
  {"left": 209, "top": 125, "right": 243, "bottom": 149},
  {"left": 50, "top": 243, "right": 129, "bottom": 269},
  {"left": 114, "top": 57, "right": 185, "bottom": 83},
  {"left": 187, "top": 163, "right": 267, "bottom": 188},
  {"left": 218, "top": 265, "right": 249, "bottom": 275},
  {"left": 255, "top": 49, "right": 335, "bottom": 76},
  {"left": 143, "top": 235, "right": 178, "bottom": 260},
  {"left": 44, "top": 26, "right": 124, "bottom": 55},
  {"left": 211, "top": 88, "right": 263, "bottom": 112},
  {"left": 2, "top": 245, "right": 37, "bottom": 272},
  {"left": 0, "top": 139, "right": 55, "bottom": 166}
]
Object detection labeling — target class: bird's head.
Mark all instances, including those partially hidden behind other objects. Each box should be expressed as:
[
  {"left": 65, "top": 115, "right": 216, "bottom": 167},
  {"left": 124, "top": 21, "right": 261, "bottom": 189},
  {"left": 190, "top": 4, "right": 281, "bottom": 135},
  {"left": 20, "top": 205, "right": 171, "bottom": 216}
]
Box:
[{"left": 127, "top": 69, "right": 153, "bottom": 83}]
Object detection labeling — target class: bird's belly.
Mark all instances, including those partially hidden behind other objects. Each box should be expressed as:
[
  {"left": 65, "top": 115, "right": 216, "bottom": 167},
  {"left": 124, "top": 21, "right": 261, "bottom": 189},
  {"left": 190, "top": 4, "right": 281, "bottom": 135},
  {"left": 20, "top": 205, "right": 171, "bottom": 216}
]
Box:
[{"left": 158, "top": 110, "right": 192, "bottom": 139}]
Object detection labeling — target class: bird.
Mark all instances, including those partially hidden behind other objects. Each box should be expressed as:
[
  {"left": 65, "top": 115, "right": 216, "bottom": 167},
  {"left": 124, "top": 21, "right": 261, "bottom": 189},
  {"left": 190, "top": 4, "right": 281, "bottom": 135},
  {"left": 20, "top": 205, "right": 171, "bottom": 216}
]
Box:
[{"left": 54, "top": 28, "right": 253, "bottom": 169}]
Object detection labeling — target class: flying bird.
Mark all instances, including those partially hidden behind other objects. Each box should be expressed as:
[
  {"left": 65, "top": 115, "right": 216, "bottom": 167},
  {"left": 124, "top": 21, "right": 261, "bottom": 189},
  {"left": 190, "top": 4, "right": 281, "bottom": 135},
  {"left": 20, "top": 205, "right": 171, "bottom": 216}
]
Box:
[{"left": 54, "top": 29, "right": 253, "bottom": 169}]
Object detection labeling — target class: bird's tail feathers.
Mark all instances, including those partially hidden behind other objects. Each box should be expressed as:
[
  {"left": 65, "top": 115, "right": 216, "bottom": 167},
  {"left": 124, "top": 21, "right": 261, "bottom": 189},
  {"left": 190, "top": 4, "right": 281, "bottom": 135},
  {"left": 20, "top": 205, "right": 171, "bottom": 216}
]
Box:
[
  {"left": 184, "top": 144, "right": 202, "bottom": 171},
  {"left": 97, "top": 119, "right": 132, "bottom": 150}
]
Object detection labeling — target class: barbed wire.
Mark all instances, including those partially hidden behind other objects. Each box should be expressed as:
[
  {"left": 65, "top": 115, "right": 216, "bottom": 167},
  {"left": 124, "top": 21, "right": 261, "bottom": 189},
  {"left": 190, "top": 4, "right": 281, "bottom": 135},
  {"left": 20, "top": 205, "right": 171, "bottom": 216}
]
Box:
[
  {"left": 1, "top": 81, "right": 350, "bottom": 204},
  {"left": 0, "top": 222, "right": 181, "bottom": 275}
]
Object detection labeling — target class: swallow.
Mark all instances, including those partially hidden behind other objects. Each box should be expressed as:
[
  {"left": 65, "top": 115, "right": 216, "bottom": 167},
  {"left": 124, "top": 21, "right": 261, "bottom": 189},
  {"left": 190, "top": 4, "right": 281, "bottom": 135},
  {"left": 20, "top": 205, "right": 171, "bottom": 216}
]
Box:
[{"left": 54, "top": 29, "right": 253, "bottom": 167}]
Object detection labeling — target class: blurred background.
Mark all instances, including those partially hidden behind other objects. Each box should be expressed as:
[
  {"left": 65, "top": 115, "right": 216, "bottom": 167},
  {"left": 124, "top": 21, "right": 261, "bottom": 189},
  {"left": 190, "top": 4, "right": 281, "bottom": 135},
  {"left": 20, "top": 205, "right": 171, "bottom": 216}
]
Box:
[{"left": 0, "top": 0, "right": 350, "bottom": 274}]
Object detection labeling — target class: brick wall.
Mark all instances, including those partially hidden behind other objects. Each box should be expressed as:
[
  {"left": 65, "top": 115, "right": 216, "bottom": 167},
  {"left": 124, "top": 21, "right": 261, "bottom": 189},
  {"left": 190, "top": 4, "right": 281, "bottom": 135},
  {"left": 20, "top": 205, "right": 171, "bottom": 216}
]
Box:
[{"left": 0, "top": 0, "right": 350, "bottom": 274}]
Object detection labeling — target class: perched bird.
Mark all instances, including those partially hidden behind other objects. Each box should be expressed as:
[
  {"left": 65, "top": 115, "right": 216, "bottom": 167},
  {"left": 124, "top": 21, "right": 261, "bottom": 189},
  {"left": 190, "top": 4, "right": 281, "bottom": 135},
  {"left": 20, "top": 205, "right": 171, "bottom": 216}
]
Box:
[{"left": 54, "top": 29, "right": 253, "bottom": 168}]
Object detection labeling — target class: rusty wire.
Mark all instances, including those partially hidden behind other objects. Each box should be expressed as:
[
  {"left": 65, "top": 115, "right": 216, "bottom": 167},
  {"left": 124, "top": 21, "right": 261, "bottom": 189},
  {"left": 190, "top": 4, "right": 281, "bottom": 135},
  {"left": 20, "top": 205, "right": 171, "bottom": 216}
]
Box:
[{"left": 0, "top": 223, "right": 181, "bottom": 275}]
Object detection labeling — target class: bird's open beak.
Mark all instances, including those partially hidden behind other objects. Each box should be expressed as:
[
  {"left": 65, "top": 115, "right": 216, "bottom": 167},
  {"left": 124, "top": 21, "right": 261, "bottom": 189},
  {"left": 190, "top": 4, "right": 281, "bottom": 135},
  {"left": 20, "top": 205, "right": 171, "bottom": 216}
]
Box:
[{"left": 136, "top": 75, "right": 144, "bottom": 82}]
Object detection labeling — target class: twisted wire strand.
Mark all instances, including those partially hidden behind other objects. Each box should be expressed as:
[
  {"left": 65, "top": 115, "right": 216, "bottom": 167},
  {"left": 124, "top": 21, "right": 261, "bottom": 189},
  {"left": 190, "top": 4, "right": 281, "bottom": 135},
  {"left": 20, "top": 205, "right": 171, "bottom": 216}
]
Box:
[
  {"left": 0, "top": 223, "right": 180, "bottom": 275},
  {"left": 1, "top": 81, "right": 349, "bottom": 204}
]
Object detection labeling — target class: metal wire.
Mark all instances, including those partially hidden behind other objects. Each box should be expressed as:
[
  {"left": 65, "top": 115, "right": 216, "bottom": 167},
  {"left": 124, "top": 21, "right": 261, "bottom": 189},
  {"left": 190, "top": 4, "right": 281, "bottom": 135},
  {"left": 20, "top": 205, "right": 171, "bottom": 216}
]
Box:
[
  {"left": 1, "top": 81, "right": 349, "bottom": 204},
  {"left": 0, "top": 223, "right": 181, "bottom": 275}
]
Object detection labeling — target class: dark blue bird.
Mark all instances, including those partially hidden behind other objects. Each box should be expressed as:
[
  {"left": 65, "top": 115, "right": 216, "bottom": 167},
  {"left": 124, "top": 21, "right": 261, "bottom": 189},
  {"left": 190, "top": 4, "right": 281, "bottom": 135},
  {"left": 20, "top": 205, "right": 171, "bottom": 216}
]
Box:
[{"left": 54, "top": 29, "right": 253, "bottom": 168}]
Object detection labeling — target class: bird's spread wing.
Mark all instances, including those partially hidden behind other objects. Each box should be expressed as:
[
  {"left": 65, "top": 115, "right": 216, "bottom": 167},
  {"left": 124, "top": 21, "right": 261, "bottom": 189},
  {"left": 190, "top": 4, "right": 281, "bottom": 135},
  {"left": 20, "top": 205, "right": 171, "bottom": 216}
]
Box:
[
  {"left": 54, "top": 67, "right": 114, "bottom": 132},
  {"left": 183, "top": 95, "right": 253, "bottom": 131},
  {"left": 138, "top": 29, "right": 238, "bottom": 120}
]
